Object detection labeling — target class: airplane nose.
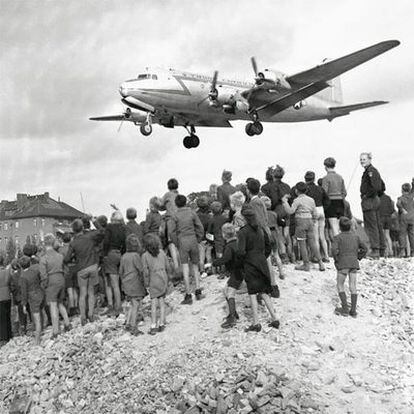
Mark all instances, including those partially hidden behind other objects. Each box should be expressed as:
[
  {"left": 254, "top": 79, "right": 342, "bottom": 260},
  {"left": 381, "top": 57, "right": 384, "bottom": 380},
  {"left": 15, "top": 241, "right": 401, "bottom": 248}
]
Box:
[{"left": 119, "top": 83, "right": 128, "bottom": 97}]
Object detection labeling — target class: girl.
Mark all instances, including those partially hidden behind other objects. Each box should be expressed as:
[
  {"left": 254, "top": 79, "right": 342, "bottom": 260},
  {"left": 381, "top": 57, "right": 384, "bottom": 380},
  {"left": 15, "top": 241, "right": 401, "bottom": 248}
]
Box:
[
  {"left": 144, "top": 197, "right": 162, "bottom": 237},
  {"left": 119, "top": 235, "right": 146, "bottom": 335},
  {"left": 142, "top": 234, "right": 170, "bottom": 335},
  {"left": 237, "top": 205, "right": 279, "bottom": 332},
  {"left": 229, "top": 191, "right": 246, "bottom": 233}
]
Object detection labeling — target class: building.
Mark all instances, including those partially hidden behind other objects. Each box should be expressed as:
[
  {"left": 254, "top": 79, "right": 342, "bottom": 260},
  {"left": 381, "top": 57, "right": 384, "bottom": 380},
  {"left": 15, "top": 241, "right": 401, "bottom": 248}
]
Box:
[{"left": 0, "top": 192, "right": 84, "bottom": 251}]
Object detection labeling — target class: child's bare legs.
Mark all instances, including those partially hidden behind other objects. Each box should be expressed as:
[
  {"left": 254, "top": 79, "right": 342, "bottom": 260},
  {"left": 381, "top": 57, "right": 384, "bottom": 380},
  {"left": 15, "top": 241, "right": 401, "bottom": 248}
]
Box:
[
  {"left": 277, "top": 227, "right": 287, "bottom": 257},
  {"left": 49, "top": 302, "right": 59, "bottom": 336},
  {"left": 329, "top": 218, "right": 340, "bottom": 237},
  {"left": 58, "top": 303, "right": 70, "bottom": 327},
  {"left": 159, "top": 297, "right": 166, "bottom": 326},
  {"left": 151, "top": 298, "right": 158, "bottom": 327},
  {"left": 87, "top": 280, "right": 96, "bottom": 320},
  {"left": 198, "top": 242, "right": 206, "bottom": 272},
  {"left": 335, "top": 270, "right": 349, "bottom": 316},
  {"left": 262, "top": 293, "right": 277, "bottom": 321},
  {"left": 384, "top": 229, "right": 393, "bottom": 257},
  {"left": 104, "top": 276, "right": 113, "bottom": 309},
  {"left": 128, "top": 298, "right": 138, "bottom": 327},
  {"left": 205, "top": 245, "right": 213, "bottom": 265},
  {"left": 109, "top": 274, "right": 121, "bottom": 312},
  {"left": 67, "top": 288, "right": 75, "bottom": 309},
  {"left": 32, "top": 312, "right": 42, "bottom": 345},
  {"left": 182, "top": 263, "right": 191, "bottom": 294},
  {"left": 168, "top": 243, "right": 180, "bottom": 271},
  {"left": 192, "top": 263, "right": 200, "bottom": 290},
  {"left": 249, "top": 294, "right": 260, "bottom": 326},
  {"left": 318, "top": 219, "right": 329, "bottom": 260},
  {"left": 272, "top": 249, "right": 285, "bottom": 279}
]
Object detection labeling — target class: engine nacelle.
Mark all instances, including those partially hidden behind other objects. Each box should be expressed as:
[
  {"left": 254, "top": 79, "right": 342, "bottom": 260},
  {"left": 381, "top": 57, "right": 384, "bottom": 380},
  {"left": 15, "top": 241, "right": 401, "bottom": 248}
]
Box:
[{"left": 263, "top": 69, "right": 291, "bottom": 89}]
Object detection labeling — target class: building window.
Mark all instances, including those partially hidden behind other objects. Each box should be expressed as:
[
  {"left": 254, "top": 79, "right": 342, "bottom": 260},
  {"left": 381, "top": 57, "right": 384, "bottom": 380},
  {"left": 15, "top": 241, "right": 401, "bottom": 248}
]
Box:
[
  {"left": 15, "top": 221, "right": 19, "bottom": 229},
  {"left": 33, "top": 219, "right": 37, "bottom": 227},
  {"left": 41, "top": 219, "right": 45, "bottom": 227},
  {"left": 4, "top": 223, "right": 8, "bottom": 231},
  {"left": 15, "top": 236, "right": 19, "bottom": 245}
]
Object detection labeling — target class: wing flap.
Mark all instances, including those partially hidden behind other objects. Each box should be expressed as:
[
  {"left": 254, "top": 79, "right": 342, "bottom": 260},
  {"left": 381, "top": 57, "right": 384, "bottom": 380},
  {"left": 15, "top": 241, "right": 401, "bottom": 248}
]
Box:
[
  {"left": 329, "top": 101, "right": 388, "bottom": 119},
  {"left": 287, "top": 40, "right": 400, "bottom": 86}
]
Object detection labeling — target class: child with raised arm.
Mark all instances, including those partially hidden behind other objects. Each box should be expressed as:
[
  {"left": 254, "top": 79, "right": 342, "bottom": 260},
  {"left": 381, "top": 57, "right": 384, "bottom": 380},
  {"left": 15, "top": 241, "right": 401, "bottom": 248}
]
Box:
[
  {"left": 142, "top": 234, "right": 170, "bottom": 335},
  {"left": 120, "top": 235, "right": 146, "bottom": 335},
  {"left": 332, "top": 217, "right": 367, "bottom": 317}
]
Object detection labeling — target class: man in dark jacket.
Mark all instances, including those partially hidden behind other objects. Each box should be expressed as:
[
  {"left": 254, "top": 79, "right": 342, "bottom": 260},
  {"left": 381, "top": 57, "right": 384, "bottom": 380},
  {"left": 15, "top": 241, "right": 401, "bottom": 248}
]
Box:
[{"left": 359, "top": 152, "right": 386, "bottom": 258}]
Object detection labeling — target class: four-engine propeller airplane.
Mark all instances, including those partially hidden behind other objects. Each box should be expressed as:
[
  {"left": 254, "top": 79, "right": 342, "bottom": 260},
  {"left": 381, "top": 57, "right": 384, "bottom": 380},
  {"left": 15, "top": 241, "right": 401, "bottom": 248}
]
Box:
[{"left": 90, "top": 40, "right": 400, "bottom": 149}]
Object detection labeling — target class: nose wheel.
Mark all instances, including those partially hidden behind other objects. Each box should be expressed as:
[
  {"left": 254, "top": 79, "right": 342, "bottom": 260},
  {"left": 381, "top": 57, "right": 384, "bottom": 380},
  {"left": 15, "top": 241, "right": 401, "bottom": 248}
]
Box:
[
  {"left": 183, "top": 125, "right": 200, "bottom": 149},
  {"left": 245, "top": 121, "right": 263, "bottom": 136},
  {"left": 140, "top": 123, "right": 152, "bottom": 136}
]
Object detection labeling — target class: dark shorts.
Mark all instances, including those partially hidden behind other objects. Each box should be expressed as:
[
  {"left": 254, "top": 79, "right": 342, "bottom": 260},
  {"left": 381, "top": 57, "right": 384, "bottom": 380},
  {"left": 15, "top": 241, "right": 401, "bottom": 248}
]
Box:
[
  {"left": 381, "top": 215, "right": 391, "bottom": 230},
  {"left": 28, "top": 291, "right": 45, "bottom": 313},
  {"left": 46, "top": 275, "right": 66, "bottom": 303},
  {"left": 227, "top": 269, "right": 244, "bottom": 290},
  {"left": 178, "top": 236, "right": 199, "bottom": 265},
  {"left": 77, "top": 264, "right": 99, "bottom": 288},
  {"left": 214, "top": 239, "right": 225, "bottom": 256},
  {"left": 65, "top": 265, "right": 77, "bottom": 289},
  {"left": 295, "top": 218, "right": 315, "bottom": 240},
  {"left": 325, "top": 199, "right": 345, "bottom": 219},
  {"left": 104, "top": 250, "right": 121, "bottom": 275}
]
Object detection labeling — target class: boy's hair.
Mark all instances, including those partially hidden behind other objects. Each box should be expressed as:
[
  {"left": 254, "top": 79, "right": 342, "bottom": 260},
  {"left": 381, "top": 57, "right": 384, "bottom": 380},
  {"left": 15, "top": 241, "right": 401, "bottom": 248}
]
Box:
[
  {"left": 167, "top": 178, "right": 178, "bottom": 190},
  {"left": 246, "top": 178, "right": 261, "bottom": 195},
  {"left": 23, "top": 244, "right": 37, "bottom": 257},
  {"left": 360, "top": 152, "right": 372, "bottom": 160},
  {"left": 126, "top": 234, "right": 139, "bottom": 252},
  {"left": 339, "top": 216, "right": 352, "bottom": 232},
  {"left": 95, "top": 215, "right": 108, "bottom": 229},
  {"left": 304, "top": 171, "right": 315, "bottom": 183},
  {"left": 81, "top": 216, "right": 91, "bottom": 230},
  {"left": 295, "top": 182, "right": 307, "bottom": 194},
  {"left": 149, "top": 196, "right": 161, "bottom": 211},
  {"left": 196, "top": 195, "right": 209, "bottom": 209},
  {"left": 230, "top": 191, "right": 246, "bottom": 209},
  {"left": 317, "top": 178, "right": 323, "bottom": 186},
  {"left": 211, "top": 201, "right": 222, "bottom": 214},
  {"left": 175, "top": 194, "right": 187, "bottom": 208},
  {"left": 209, "top": 183, "right": 218, "bottom": 193},
  {"left": 144, "top": 234, "right": 160, "bottom": 257},
  {"left": 62, "top": 232, "right": 72, "bottom": 243},
  {"left": 44, "top": 233, "right": 56, "bottom": 247},
  {"left": 222, "top": 223, "right": 236, "bottom": 240},
  {"left": 324, "top": 157, "right": 336, "bottom": 169},
  {"left": 111, "top": 211, "right": 124, "bottom": 223},
  {"left": 72, "top": 218, "right": 84, "bottom": 234},
  {"left": 402, "top": 183, "right": 411, "bottom": 193},
  {"left": 11, "top": 258, "right": 20, "bottom": 270},
  {"left": 261, "top": 195, "right": 271, "bottom": 209},
  {"left": 19, "top": 255, "right": 31, "bottom": 269},
  {"left": 126, "top": 207, "right": 137, "bottom": 220},
  {"left": 265, "top": 167, "right": 274, "bottom": 182},
  {"left": 273, "top": 165, "right": 285, "bottom": 179},
  {"left": 222, "top": 170, "right": 232, "bottom": 183}
]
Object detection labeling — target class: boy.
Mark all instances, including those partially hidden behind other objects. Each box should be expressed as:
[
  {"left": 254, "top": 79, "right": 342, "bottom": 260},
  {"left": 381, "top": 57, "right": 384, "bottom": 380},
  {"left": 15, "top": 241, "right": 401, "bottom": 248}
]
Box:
[
  {"left": 207, "top": 201, "right": 228, "bottom": 271},
  {"left": 125, "top": 207, "right": 144, "bottom": 253},
  {"left": 396, "top": 183, "right": 414, "bottom": 257},
  {"left": 212, "top": 223, "right": 243, "bottom": 328},
  {"left": 170, "top": 194, "right": 205, "bottom": 304},
  {"left": 331, "top": 217, "right": 367, "bottom": 317},
  {"left": 282, "top": 182, "right": 325, "bottom": 272}
]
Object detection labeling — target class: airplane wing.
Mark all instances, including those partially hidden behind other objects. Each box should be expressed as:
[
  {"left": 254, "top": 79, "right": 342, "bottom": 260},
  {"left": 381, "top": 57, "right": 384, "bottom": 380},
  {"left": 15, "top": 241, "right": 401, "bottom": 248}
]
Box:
[
  {"left": 246, "top": 40, "right": 399, "bottom": 117},
  {"left": 328, "top": 101, "right": 388, "bottom": 120},
  {"left": 175, "top": 113, "right": 232, "bottom": 128},
  {"left": 195, "top": 119, "right": 232, "bottom": 127},
  {"left": 90, "top": 115, "right": 126, "bottom": 121}
]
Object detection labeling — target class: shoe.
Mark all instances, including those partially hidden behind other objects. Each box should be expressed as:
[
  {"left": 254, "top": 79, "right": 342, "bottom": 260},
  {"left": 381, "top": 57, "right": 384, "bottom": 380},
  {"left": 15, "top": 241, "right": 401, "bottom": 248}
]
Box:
[
  {"left": 195, "top": 289, "right": 203, "bottom": 301},
  {"left": 295, "top": 263, "right": 310, "bottom": 271},
  {"left": 131, "top": 327, "right": 144, "bottom": 336},
  {"left": 221, "top": 315, "right": 237, "bottom": 329},
  {"left": 125, "top": 324, "right": 132, "bottom": 332},
  {"left": 158, "top": 325, "right": 166, "bottom": 332},
  {"left": 88, "top": 315, "right": 95, "bottom": 323},
  {"left": 279, "top": 273, "right": 285, "bottom": 280},
  {"left": 322, "top": 257, "right": 330, "bottom": 263},
  {"left": 64, "top": 323, "right": 72, "bottom": 332},
  {"left": 181, "top": 294, "right": 193, "bottom": 305},
  {"left": 103, "top": 306, "right": 114, "bottom": 316},
  {"left": 268, "top": 320, "right": 280, "bottom": 329},
  {"left": 318, "top": 262, "right": 325, "bottom": 272},
  {"left": 81, "top": 318, "right": 87, "bottom": 326},
  {"left": 244, "top": 324, "right": 262, "bottom": 332},
  {"left": 334, "top": 292, "right": 349, "bottom": 316},
  {"left": 51, "top": 333, "right": 59, "bottom": 340},
  {"left": 349, "top": 294, "right": 358, "bottom": 318},
  {"left": 149, "top": 327, "right": 158, "bottom": 335},
  {"left": 334, "top": 307, "right": 349, "bottom": 317},
  {"left": 270, "top": 285, "right": 280, "bottom": 298}
]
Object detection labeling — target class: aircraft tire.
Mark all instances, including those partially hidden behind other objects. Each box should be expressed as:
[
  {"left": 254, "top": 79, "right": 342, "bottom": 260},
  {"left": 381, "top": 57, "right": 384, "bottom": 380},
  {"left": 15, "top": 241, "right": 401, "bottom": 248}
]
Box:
[
  {"left": 245, "top": 122, "right": 255, "bottom": 137},
  {"left": 183, "top": 136, "right": 193, "bottom": 149},
  {"left": 140, "top": 123, "right": 152, "bottom": 136},
  {"left": 252, "top": 122, "right": 263, "bottom": 135},
  {"left": 190, "top": 135, "right": 200, "bottom": 148}
]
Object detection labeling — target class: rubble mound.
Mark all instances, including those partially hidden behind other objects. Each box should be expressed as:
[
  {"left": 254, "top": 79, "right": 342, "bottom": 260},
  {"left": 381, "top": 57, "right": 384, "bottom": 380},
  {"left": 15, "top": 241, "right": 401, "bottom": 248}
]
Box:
[{"left": 1, "top": 258, "right": 413, "bottom": 413}]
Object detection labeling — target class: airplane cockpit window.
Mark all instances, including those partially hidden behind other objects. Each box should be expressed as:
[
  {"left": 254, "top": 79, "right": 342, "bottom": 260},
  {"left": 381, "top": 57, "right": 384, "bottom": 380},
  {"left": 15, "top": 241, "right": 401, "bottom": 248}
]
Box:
[
  {"left": 152, "top": 74, "right": 158, "bottom": 80},
  {"left": 137, "top": 73, "right": 150, "bottom": 80}
]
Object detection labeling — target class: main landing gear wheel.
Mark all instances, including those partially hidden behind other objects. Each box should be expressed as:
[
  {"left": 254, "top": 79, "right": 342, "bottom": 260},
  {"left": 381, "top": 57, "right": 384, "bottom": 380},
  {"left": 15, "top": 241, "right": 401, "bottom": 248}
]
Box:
[
  {"left": 245, "top": 121, "right": 263, "bottom": 136},
  {"left": 140, "top": 123, "right": 152, "bottom": 136},
  {"left": 183, "top": 134, "right": 200, "bottom": 149}
]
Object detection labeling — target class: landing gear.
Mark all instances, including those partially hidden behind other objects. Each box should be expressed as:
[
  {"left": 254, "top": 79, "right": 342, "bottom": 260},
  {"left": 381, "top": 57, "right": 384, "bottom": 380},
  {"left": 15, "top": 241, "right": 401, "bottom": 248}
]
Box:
[
  {"left": 140, "top": 113, "right": 153, "bottom": 136},
  {"left": 183, "top": 125, "right": 200, "bottom": 149},
  {"left": 245, "top": 121, "right": 263, "bottom": 136}
]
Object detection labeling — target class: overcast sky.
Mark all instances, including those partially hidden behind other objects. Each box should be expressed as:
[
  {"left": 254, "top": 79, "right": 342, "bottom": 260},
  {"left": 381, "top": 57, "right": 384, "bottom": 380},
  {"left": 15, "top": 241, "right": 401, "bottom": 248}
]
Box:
[{"left": 1, "top": 0, "right": 413, "bottom": 220}]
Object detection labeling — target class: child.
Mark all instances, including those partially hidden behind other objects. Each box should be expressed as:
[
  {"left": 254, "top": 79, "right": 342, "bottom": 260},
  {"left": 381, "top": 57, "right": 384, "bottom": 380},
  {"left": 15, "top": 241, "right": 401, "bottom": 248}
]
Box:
[
  {"left": 19, "top": 255, "right": 44, "bottom": 345},
  {"left": 144, "top": 197, "right": 162, "bottom": 237},
  {"left": 332, "top": 217, "right": 367, "bottom": 317},
  {"left": 282, "top": 182, "right": 325, "bottom": 272},
  {"left": 119, "top": 235, "right": 146, "bottom": 335},
  {"left": 0, "top": 256, "right": 12, "bottom": 345},
  {"left": 9, "top": 259, "right": 27, "bottom": 335},
  {"left": 396, "top": 183, "right": 414, "bottom": 257},
  {"left": 125, "top": 207, "right": 144, "bottom": 254},
  {"left": 58, "top": 232, "right": 78, "bottom": 317},
  {"left": 40, "top": 234, "right": 71, "bottom": 338},
  {"left": 212, "top": 223, "right": 243, "bottom": 329},
  {"left": 262, "top": 196, "right": 286, "bottom": 280},
  {"left": 229, "top": 191, "right": 246, "bottom": 233},
  {"left": 170, "top": 195, "right": 205, "bottom": 304},
  {"left": 142, "top": 234, "right": 170, "bottom": 335},
  {"left": 196, "top": 196, "right": 213, "bottom": 275},
  {"left": 208, "top": 201, "right": 228, "bottom": 261}
]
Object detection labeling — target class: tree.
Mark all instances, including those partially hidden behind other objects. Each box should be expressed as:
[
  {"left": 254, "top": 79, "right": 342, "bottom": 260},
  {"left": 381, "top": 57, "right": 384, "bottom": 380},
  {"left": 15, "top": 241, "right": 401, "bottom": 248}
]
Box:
[{"left": 6, "top": 238, "right": 16, "bottom": 264}]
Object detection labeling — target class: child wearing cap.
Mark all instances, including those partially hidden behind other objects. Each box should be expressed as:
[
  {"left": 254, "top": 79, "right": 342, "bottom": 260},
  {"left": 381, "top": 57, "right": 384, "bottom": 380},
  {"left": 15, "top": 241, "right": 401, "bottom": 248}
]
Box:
[
  {"left": 217, "top": 170, "right": 236, "bottom": 213},
  {"left": 144, "top": 197, "right": 163, "bottom": 239},
  {"left": 207, "top": 201, "right": 228, "bottom": 261},
  {"left": 332, "top": 217, "right": 367, "bottom": 317},
  {"left": 120, "top": 235, "right": 146, "bottom": 335},
  {"left": 196, "top": 196, "right": 213, "bottom": 275},
  {"left": 212, "top": 223, "right": 243, "bottom": 329},
  {"left": 142, "top": 234, "right": 170, "bottom": 334},
  {"left": 229, "top": 191, "right": 247, "bottom": 233}
]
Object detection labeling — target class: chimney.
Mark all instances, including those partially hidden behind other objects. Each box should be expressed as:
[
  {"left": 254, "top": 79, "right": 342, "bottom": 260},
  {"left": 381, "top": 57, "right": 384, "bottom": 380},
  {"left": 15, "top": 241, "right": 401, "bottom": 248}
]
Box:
[
  {"left": 44, "top": 192, "right": 49, "bottom": 199},
  {"left": 16, "top": 193, "right": 28, "bottom": 209}
]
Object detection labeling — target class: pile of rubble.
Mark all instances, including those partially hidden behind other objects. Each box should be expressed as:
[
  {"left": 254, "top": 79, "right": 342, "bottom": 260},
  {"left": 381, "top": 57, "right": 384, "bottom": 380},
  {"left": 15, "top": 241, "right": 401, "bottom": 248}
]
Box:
[{"left": 0, "top": 258, "right": 413, "bottom": 413}]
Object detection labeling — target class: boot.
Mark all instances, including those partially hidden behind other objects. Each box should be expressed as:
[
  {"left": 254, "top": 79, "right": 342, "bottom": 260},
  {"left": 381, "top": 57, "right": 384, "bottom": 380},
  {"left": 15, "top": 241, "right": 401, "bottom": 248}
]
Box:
[
  {"left": 224, "top": 298, "right": 239, "bottom": 320},
  {"left": 221, "top": 298, "right": 237, "bottom": 329},
  {"left": 349, "top": 294, "right": 358, "bottom": 318},
  {"left": 270, "top": 284, "right": 280, "bottom": 298},
  {"left": 334, "top": 292, "right": 349, "bottom": 316},
  {"left": 181, "top": 293, "right": 193, "bottom": 305},
  {"left": 318, "top": 260, "right": 325, "bottom": 272},
  {"left": 244, "top": 324, "right": 261, "bottom": 332}
]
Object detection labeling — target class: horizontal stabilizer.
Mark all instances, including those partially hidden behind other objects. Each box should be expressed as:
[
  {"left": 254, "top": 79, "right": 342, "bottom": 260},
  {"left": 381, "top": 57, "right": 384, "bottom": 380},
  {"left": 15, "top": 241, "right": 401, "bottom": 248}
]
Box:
[
  {"left": 90, "top": 115, "right": 126, "bottom": 121},
  {"left": 328, "top": 101, "right": 388, "bottom": 119}
]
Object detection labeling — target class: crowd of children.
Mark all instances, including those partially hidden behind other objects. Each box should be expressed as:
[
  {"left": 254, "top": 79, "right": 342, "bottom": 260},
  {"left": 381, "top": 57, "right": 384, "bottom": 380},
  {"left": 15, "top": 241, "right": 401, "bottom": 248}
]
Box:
[{"left": 0, "top": 163, "right": 413, "bottom": 346}]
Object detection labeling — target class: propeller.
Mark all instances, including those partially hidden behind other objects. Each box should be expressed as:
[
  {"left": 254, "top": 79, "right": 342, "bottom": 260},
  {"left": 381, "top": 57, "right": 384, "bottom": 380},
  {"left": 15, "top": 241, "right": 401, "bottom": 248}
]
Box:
[
  {"left": 208, "top": 70, "right": 219, "bottom": 105},
  {"left": 117, "top": 107, "right": 131, "bottom": 133}
]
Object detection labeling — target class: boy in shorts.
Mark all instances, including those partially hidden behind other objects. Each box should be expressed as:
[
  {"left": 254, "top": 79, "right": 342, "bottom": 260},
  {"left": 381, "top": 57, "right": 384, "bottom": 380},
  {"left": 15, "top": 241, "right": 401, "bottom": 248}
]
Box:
[{"left": 170, "top": 195, "right": 205, "bottom": 304}]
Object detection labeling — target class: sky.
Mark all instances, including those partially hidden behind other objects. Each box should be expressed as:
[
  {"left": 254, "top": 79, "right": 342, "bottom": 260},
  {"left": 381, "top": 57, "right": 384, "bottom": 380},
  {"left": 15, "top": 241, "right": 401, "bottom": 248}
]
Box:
[{"left": 1, "top": 0, "right": 413, "bottom": 220}]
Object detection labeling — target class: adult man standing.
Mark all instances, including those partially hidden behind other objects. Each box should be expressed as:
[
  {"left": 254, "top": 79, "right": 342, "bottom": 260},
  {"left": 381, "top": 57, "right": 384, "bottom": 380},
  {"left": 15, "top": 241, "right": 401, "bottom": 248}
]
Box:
[{"left": 360, "top": 152, "right": 386, "bottom": 258}]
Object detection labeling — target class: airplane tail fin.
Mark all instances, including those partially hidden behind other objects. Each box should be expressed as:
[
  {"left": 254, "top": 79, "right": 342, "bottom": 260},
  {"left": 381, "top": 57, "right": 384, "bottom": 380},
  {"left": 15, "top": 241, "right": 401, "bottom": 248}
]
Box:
[
  {"left": 328, "top": 100, "right": 388, "bottom": 120},
  {"left": 316, "top": 76, "right": 343, "bottom": 104}
]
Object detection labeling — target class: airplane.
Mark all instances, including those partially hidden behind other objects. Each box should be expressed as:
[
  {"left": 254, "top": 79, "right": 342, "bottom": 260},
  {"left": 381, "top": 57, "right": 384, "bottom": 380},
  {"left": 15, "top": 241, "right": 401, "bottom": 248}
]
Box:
[{"left": 90, "top": 40, "right": 400, "bottom": 149}]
